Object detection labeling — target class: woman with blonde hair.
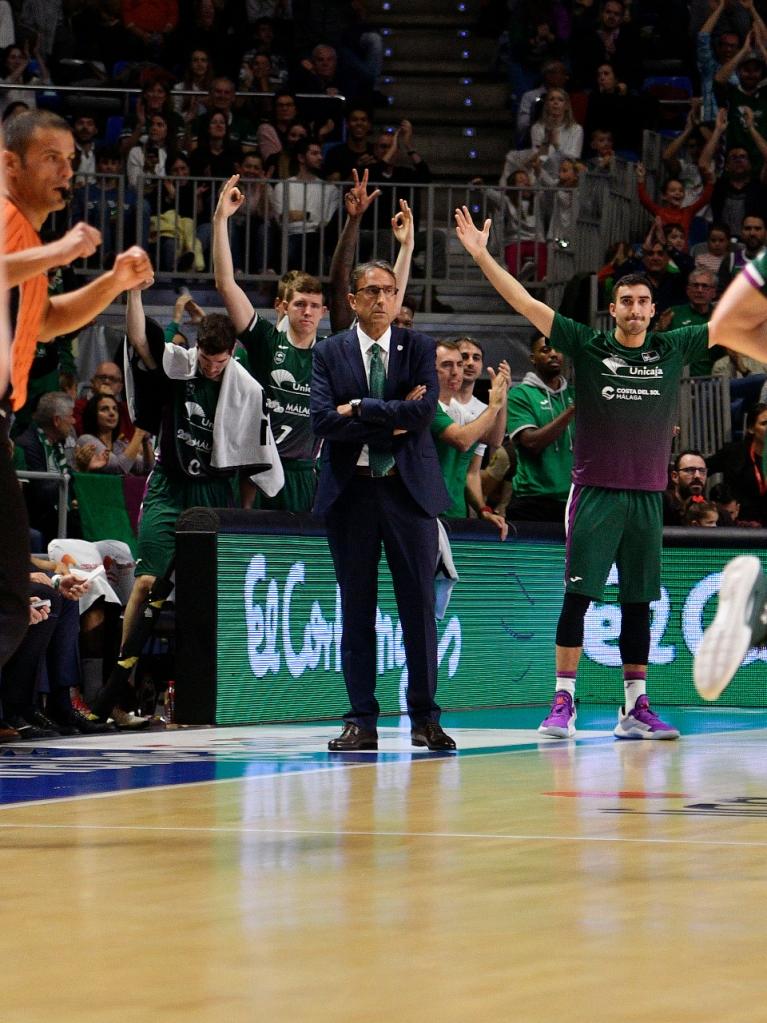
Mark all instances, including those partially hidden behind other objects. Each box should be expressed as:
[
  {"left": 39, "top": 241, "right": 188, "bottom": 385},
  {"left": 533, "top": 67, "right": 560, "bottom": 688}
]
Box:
[{"left": 530, "top": 88, "right": 583, "bottom": 161}]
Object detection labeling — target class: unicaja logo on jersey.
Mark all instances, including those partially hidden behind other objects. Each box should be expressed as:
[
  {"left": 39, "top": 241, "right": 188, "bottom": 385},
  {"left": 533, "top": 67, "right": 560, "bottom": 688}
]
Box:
[
  {"left": 602, "top": 355, "right": 663, "bottom": 378},
  {"left": 271, "top": 368, "right": 297, "bottom": 388}
]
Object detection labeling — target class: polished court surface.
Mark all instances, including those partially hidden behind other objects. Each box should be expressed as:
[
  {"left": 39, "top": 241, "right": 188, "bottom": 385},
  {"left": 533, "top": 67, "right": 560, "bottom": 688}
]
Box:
[{"left": 3, "top": 705, "right": 767, "bottom": 1022}]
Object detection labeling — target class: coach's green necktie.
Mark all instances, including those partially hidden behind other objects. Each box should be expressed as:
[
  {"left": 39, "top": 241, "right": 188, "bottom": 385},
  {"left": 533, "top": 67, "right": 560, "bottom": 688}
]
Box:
[{"left": 368, "top": 342, "right": 395, "bottom": 477}]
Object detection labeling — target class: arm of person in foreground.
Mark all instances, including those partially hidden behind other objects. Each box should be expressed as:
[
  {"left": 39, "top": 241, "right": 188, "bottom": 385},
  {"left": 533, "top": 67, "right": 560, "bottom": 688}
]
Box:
[
  {"left": 709, "top": 270, "right": 767, "bottom": 361},
  {"left": 3, "top": 223, "right": 102, "bottom": 288},
  {"left": 40, "top": 247, "right": 154, "bottom": 341}
]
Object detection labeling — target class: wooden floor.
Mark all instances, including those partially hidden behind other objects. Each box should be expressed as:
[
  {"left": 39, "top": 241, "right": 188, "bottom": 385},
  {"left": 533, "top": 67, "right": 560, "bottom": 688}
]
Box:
[{"left": 2, "top": 708, "right": 767, "bottom": 1022}]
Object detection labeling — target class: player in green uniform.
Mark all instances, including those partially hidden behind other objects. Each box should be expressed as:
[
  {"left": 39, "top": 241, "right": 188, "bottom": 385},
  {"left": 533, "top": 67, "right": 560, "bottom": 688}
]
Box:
[
  {"left": 456, "top": 206, "right": 716, "bottom": 740},
  {"left": 214, "top": 173, "right": 325, "bottom": 512},
  {"left": 695, "top": 249, "right": 767, "bottom": 701},
  {"left": 89, "top": 293, "right": 280, "bottom": 727}
]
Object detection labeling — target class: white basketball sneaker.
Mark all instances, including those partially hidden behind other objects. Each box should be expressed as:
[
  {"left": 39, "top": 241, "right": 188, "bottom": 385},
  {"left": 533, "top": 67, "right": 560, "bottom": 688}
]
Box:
[{"left": 694, "top": 556, "right": 767, "bottom": 701}]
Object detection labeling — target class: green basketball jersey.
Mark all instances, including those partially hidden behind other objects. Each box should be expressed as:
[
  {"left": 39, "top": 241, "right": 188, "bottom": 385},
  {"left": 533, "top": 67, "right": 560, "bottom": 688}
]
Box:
[
  {"left": 237, "top": 314, "right": 319, "bottom": 462},
  {"left": 550, "top": 312, "right": 710, "bottom": 491}
]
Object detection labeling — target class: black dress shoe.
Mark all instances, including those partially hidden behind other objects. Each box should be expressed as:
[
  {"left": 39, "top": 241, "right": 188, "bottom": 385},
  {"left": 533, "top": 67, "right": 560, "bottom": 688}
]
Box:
[
  {"left": 6, "top": 715, "right": 58, "bottom": 740},
  {"left": 411, "top": 721, "right": 457, "bottom": 751},
  {"left": 328, "top": 722, "right": 378, "bottom": 751}
]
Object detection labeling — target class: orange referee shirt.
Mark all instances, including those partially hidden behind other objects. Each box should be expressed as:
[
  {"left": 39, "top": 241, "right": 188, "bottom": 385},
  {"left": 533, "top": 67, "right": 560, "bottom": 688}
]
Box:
[{"left": 2, "top": 198, "right": 49, "bottom": 411}]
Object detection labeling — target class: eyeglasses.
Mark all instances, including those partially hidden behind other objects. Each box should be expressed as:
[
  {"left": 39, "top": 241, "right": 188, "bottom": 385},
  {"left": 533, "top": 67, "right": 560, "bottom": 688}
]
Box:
[
  {"left": 94, "top": 373, "right": 122, "bottom": 383},
  {"left": 355, "top": 285, "right": 398, "bottom": 299},
  {"left": 678, "top": 467, "right": 707, "bottom": 475}
]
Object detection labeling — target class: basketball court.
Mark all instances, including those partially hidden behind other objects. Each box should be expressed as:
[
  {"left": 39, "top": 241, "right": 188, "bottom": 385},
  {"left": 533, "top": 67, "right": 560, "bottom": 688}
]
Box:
[{"left": 2, "top": 705, "right": 766, "bottom": 1022}]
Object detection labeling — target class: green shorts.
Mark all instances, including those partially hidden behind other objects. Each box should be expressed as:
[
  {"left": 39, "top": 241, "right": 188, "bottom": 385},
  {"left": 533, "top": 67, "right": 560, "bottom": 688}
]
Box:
[
  {"left": 135, "top": 466, "right": 236, "bottom": 579},
  {"left": 565, "top": 485, "right": 663, "bottom": 603},
  {"left": 253, "top": 459, "right": 317, "bottom": 513}
]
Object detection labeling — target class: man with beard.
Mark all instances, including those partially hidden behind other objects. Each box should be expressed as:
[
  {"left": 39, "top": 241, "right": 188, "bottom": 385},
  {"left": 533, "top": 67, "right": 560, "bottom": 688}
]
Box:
[
  {"left": 456, "top": 204, "right": 717, "bottom": 741},
  {"left": 506, "top": 334, "right": 575, "bottom": 523},
  {"left": 663, "top": 449, "right": 709, "bottom": 525},
  {"left": 718, "top": 213, "right": 767, "bottom": 289}
]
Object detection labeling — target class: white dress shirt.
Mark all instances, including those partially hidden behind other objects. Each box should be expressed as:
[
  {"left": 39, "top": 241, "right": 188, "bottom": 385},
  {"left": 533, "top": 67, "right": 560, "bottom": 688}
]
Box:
[{"left": 355, "top": 324, "right": 392, "bottom": 467}]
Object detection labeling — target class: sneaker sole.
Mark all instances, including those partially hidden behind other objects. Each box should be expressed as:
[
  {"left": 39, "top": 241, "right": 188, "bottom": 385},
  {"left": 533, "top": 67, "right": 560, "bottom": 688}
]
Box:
[
  {"left": 694, "top": 555, "right": 763, "bottom": 701},
  {"left": 613, "top": 725, "right": 680, "bottom": 740},
  {"left": 538, "top": 722, "right": 576, "bottom": 738}
]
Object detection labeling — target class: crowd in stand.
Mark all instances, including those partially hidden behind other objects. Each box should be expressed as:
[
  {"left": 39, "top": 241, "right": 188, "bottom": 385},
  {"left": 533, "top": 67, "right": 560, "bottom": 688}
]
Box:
[{"left": 5, "top": 0, "right": 767, "bottom": 744}]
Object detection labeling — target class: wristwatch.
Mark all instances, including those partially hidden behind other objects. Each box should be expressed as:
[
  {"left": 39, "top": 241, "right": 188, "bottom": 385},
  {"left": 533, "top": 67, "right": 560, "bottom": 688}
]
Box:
[{"left": 350, "top": 399, "right": 362, "bottom": 416}]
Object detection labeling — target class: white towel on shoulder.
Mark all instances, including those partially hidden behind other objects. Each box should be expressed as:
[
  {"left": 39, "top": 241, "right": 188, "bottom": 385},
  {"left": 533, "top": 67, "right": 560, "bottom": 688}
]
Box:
[{"left": 162, "top": 343, "right": 284, "bottom": 497}]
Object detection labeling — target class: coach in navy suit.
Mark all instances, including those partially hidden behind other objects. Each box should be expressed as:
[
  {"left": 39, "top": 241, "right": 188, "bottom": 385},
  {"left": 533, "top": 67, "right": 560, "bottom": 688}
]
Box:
[{"left": 311, "top": 259, "right": 456, "bottom": 752}]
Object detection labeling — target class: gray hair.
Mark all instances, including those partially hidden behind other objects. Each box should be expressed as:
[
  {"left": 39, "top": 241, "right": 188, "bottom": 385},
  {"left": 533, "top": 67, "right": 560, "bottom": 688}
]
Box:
[
  {"left": 350, "top": 260, "right": 397, "bottom": 293},
  {"left": 33, "top": 391, "right": 74, "bottom": 428}
]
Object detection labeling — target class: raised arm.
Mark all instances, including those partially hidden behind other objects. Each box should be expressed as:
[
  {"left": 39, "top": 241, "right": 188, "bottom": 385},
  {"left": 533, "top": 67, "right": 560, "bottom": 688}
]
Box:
[
  {"left": 391, "top": 198, "right": 415, "bottom": 306},
  {"left": 328, "top": 168, "right": 382, "bottom": 332},
  {"left": 454, "top": 206, "right": 555, "bottom": 337},
  {"left": 715, "top": 32, "right": 752, "bottom": 85},
  {"left": 125, "top": 287, "right": 157, "bottom": 369},
  {"left": 699, "top": 0, "right": 725, "bottom": 38},
  {"left": 212, "top": 174, "right": 256, "bottom": 333},
  {"left": 699, "top": 107, "right": 727, "bottom": 172}
]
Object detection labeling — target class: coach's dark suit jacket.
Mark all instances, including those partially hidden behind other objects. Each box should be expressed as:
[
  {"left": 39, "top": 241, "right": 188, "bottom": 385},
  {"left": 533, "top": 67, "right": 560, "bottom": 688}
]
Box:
[{"left": 310, "top": 325, "right": 450, "bottom": 516}]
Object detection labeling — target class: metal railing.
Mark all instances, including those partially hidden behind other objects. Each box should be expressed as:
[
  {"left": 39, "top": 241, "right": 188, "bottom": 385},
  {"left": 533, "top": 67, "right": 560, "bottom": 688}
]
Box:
[
  {"left": 58, "top": 166, "right": 642, "bottom": 318},
  {"left": 15, "top": 469, "right": 70, "bottom": 539}
]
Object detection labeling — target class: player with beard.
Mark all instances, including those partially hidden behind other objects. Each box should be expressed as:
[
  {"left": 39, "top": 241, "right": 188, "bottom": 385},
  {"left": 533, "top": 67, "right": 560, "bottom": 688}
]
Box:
[
  {"left": 663, "top": 449, "right": 708, "bottom": 525},
  {"left": 456, "top": 204, "right": 717, "bottom": 740}
]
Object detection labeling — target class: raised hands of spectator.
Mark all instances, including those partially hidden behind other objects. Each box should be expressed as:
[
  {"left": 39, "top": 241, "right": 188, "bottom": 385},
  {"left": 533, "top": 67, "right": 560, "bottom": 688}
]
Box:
[
  {"left": 56, "top": 223, "right": 102, "bottom": 264},
  {"left": 317, "top": 118, "right": 336, "bottom": 141},
  {"left": 111, "top": 247, "right": 154, "bottom": 291},
  {"left": 378, "top": 129, "right": 400, "bottom": 166},
  {"left": 454, "top": 205, "right": 492, "bottom": 260},
  {"left": 215, "top": 174, "right": 245, "bottom": 220},
  {"left": 344, "top": 167, "right": 382, "bottom": 219},
  {"left": 398, "top": 119, "right": 415, "bottom": 151},
  {"left": 496, "top": 358, "right": 512, "bottom": 388},
  {"left": 635, "top": 161, "right": 646, "bottom": 183},
  {"left": 391, "top": 198, "right": 414, "bottom": 247}
]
